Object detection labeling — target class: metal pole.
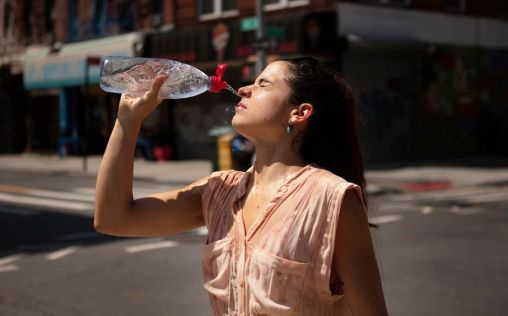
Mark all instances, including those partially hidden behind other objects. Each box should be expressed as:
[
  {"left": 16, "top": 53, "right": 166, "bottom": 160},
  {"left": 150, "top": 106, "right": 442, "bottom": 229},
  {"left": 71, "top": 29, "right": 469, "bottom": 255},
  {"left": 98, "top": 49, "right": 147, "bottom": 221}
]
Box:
[
  {"left": 255, "top": 0, "right": 266, "bottom": 75},
  {"left": 83, "top": 59, "right": 89, "bottom": 173}
]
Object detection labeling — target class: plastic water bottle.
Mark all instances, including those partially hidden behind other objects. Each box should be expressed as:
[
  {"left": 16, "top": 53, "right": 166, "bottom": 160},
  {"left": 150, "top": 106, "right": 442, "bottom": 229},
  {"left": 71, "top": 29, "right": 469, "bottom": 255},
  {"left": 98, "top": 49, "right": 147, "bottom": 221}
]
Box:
[{"left": 99, "top": 56, "right": 239, "bottom": 99}]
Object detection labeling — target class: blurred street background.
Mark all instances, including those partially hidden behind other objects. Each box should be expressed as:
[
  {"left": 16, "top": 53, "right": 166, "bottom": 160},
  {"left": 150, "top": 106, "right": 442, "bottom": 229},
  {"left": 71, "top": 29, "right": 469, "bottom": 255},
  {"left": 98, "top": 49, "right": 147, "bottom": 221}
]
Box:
[{"left": 1, "top": 1, "right": 508, "bottom": 315}]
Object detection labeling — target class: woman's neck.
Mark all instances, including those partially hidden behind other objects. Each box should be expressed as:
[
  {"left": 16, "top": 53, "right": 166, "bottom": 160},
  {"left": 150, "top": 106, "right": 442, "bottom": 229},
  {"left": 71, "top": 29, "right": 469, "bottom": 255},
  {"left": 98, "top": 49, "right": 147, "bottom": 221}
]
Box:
[{"left": 250, "top": 141, "right": 307, "bottom": 187}]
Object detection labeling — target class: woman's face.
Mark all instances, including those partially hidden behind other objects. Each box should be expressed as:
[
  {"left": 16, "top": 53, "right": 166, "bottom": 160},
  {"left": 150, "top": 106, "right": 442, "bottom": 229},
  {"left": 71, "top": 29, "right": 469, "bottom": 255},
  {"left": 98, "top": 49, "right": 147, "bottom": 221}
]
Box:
[{"left": 232, "top": 61, "right": 294, "bottom": 142}]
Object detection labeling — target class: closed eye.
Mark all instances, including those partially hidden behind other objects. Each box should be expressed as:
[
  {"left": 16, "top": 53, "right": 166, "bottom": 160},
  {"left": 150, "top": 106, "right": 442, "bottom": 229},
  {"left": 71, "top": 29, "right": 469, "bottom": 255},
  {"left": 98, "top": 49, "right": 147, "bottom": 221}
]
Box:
[{"left": 258, "top": 78, "right": 272, "bottom": 86}]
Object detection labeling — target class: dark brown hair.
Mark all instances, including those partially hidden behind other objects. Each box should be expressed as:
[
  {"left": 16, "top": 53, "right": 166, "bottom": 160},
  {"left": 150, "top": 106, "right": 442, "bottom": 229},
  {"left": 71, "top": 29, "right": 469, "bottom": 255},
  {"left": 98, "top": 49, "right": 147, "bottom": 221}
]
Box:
[{"left": 282, "top": 57, "right": 368, "bottom": 206}]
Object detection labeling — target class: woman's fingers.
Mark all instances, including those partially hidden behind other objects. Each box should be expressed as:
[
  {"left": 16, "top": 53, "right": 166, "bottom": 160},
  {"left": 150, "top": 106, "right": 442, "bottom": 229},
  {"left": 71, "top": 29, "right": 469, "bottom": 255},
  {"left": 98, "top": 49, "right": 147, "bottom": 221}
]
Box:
[
  {"left": 117, "top": 75, "right": 169, "bottom": 123},
  {"left": 148, "top": 75, "right": 169, "bottom": 102}
]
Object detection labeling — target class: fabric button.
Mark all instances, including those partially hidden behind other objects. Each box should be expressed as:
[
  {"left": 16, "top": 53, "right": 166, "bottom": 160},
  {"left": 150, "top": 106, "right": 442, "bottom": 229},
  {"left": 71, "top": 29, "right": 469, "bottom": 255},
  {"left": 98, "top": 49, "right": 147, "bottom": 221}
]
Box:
[{"left": 280, "top": 185, "right": 288, "bottom": 193}]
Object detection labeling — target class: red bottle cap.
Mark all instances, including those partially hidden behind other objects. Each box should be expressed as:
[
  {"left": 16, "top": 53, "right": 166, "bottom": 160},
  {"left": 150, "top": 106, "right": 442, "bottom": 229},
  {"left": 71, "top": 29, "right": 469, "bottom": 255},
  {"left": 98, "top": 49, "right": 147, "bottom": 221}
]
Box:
[{"left": 210, "top": 64, "right": 228, "bottom": 93}]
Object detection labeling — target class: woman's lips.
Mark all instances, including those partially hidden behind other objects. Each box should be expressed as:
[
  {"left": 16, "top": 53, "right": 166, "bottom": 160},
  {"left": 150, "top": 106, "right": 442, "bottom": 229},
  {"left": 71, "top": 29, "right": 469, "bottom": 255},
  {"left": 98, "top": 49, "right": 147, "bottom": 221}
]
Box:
[{"left": 236, "top": 102, "right": 247, "bottom": 111}]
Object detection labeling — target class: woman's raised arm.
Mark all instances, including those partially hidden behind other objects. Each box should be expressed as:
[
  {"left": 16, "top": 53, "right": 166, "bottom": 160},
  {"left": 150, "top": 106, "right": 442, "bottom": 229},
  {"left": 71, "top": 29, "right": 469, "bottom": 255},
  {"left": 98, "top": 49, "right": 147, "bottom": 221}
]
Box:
[{"left": 94, "top": 75, "right": 206, "bottom": 237}]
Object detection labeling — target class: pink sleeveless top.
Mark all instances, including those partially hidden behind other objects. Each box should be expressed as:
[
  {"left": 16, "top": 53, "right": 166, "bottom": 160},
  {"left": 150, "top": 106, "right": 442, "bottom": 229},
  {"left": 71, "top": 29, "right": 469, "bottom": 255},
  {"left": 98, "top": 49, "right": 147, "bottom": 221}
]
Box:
[{"left": 201, "top": 165, "right": 364, "bottom": 316}]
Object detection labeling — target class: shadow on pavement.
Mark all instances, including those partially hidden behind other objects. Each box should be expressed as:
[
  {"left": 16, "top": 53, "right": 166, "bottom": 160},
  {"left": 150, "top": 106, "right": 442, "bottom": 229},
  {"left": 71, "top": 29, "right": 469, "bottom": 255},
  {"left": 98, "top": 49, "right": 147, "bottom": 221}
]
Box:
[{"left": 0, "top": 203, "right": 205, "bottom": 256}]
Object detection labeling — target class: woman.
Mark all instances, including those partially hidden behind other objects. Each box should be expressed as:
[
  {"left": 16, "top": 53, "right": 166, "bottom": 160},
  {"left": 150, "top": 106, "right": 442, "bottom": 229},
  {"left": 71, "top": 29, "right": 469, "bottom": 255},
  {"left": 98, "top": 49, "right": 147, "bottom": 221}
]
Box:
[{"left": 95, "top": 57, "right": 388, "bottom": 315}]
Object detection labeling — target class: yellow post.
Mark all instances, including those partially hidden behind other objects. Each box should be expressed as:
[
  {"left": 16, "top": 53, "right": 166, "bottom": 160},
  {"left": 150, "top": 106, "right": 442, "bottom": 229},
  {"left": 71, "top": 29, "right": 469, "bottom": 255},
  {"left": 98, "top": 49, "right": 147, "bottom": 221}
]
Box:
[{"left": 217, "top": 133, "right": 234, "bottom": 170}]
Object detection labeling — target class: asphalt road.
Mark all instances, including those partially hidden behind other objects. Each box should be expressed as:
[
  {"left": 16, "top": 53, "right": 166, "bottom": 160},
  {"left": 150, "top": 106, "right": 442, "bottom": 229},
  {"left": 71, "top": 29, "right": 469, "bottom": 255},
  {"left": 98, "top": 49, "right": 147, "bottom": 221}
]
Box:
[{"left": 1, "top": 170, "right": 507, "bottom": 315}]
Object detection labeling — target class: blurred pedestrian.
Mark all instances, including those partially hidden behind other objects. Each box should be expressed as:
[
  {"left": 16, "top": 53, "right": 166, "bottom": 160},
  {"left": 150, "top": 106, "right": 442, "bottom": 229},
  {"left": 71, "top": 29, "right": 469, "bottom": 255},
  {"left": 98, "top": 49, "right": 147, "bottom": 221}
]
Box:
[{"left": 95, "top": 57, "right": 387, "bottom": 315}]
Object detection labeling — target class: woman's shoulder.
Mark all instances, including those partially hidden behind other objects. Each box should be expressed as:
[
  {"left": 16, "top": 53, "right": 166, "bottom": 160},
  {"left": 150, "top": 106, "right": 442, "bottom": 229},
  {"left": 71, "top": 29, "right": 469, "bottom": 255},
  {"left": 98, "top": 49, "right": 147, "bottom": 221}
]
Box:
[
  {"left": 308, "top": 165, "right": 354, "bottom": 188},
  {"left": 305, "top": 165, "right": 363, "bottom": 201},
  {"left": 206, "top": 169, "right": 247, "bottom": 187}
]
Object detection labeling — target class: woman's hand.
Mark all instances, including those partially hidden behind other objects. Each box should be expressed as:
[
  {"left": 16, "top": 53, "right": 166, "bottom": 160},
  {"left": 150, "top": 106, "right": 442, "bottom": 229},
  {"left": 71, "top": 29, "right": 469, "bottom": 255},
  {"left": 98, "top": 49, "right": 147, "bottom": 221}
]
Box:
[{"left": 117, "top": 75, "right": 168, "bottom": 126}]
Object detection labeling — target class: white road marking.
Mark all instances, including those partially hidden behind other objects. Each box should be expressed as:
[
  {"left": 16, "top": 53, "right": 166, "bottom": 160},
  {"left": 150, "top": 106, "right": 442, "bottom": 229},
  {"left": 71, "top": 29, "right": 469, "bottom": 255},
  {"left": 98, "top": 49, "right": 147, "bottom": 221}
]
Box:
[
  {"left": 391, "top": 187, "right": 508, "bottom": 204},
  {"left": 72, "top": 187, "right": 96, "bottom": 195},
  {"left": 377, "top": 203, "right": 419, "bottom": 212},
  {"left": 0, "top": 255, "right": 22, "bottom": 266},
  {"left": 0, "top": 265, "right": 18, "bottom": 272},
  {"left": 450, "top": 206, "right": 483, "bottom": 215},
  {"left": 18, "top": 188, "right": 93, "bottom": 203},
  {"left": 125, "top": 240, "right": 178, "bottom": 253},
  {"left": 0, "top": 192, "right": 93, "bottom": 211},
  {"left": 462, "top": 192, "right": 508, "bottom": 203},
  {"left": 370, "top": 214, "right": 403, "bottom": 225},
  {"left": 193, "top": 227, "right": 208, "bottom": 236},
  {"left": 73, "top": 186, "right": 170, "bottom": 199},
  {"left": 421, "top": 206, "right": 434, "bottom": 215},
  {"left": 46, "top": 246, "right": 80, "bottom": 261}
]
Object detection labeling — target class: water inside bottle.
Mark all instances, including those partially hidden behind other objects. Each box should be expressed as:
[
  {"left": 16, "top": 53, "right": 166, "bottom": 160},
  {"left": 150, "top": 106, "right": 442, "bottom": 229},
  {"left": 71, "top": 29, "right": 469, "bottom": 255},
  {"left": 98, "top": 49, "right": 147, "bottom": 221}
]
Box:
[{"left": 226, "top": 84, "right": 241, "bottom": 97}]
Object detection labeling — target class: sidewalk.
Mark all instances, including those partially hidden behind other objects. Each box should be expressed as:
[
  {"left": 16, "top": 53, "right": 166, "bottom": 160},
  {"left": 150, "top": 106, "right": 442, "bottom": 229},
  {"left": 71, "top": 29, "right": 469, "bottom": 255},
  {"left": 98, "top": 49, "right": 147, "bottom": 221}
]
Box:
[
  {"left": 0, "top": 154, "right": 212, "bottom": 185},
  {"left": 0, "top": 154, "right": 507, "bottom": 193}
]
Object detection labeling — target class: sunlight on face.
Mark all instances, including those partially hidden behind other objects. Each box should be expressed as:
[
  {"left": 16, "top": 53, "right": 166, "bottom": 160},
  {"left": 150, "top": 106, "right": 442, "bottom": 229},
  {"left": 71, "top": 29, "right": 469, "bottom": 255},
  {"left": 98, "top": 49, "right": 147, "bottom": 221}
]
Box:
[{"left": 232, "top": 61, "right": 294, "bottom": 142}]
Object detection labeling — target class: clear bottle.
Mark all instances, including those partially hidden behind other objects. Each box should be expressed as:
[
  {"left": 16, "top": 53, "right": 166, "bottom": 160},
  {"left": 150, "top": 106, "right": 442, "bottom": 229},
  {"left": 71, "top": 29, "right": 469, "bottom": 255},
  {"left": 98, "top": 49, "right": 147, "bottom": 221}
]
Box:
[{"left": 99, "top": 56, "right": 235, "bottom": 99}]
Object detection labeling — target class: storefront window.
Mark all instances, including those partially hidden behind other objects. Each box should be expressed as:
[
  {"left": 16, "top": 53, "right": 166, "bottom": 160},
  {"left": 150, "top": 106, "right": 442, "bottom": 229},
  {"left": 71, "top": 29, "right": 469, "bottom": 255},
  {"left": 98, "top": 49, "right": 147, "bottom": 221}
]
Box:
[
  {"left": 265, "top": 0, "right": 309, "bottom": 11},
  {"left": 199, "top": 0, "right": 238, "bottom": 20}
]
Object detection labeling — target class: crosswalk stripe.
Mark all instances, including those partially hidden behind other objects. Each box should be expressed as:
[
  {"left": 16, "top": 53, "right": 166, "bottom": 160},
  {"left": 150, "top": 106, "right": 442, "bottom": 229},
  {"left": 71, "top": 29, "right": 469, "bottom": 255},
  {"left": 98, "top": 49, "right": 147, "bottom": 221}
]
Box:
[
  {"left": 46, "top": 246, "right": 80, "bottom": 261},
  {"left": 421, "top": 206, "right": 434, "bottom": 215},
  {"left": 22, "top": 188, "right": 93, "bottom": 202},
  {"left": 391, "top": 187, "right": 508, "bottom": 204},
  {"left": 0, "top": 255, "right": 22, "bottom": 266},
  {"left": 0, "top": 192, "right": 93, "bottom": 211},
  {"left": 0, "top": 265, "right": 18, "bottom": 272},
  {"left": 125, "top": 240, "right": 178, "bottom": 253},
  {"left": 370, "top": 214, "right": 403, "bottom": 225},
  {"left": 73, "top": 187, "right": 170, "bottom": 199},
  {"left": 193, "top": 227, "right": 208, "bottom": 236}
]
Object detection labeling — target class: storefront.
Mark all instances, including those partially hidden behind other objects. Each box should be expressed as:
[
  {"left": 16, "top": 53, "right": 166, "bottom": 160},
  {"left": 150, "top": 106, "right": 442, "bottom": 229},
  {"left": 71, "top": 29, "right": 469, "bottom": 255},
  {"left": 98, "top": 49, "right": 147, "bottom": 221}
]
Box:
[
  {"left": 337, "top": 3, "right": 508, "bottom": 163},
  {"left": 22, "top": 32, "right": 144, "bottom": 155},
  {"left": 145, "top": 11, "right": 340, "bottom": 159}
]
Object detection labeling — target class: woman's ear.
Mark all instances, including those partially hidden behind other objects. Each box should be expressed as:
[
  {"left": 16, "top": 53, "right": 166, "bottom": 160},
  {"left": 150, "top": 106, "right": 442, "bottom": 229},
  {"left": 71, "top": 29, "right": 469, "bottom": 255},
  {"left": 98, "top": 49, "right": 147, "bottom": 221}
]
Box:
[{"left": 289, "top": 103, "right": 314, "bottom": 126}]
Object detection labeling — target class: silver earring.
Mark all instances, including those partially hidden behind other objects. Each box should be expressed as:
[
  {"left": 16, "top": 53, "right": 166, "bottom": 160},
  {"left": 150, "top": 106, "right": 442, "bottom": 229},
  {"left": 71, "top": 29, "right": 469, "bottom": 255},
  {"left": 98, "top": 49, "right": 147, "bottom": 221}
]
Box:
[{"left": 286, "top": 124, "right": 293, "bottom": 134}]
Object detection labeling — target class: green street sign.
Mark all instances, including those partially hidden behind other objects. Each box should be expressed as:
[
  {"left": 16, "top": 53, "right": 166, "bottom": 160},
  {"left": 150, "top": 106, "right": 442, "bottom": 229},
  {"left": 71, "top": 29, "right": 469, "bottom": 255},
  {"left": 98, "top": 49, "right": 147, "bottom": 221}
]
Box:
[{"left": 240, "top": 17, "right": 258, "bottom": 31}]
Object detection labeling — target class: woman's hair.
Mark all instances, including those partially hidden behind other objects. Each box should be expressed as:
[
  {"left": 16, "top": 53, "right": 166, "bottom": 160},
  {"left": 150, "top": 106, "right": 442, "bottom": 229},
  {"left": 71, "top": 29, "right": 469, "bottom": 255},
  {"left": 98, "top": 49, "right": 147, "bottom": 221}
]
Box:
[{"left": 281, "top": 57, "right": 368, "bottom": 206}]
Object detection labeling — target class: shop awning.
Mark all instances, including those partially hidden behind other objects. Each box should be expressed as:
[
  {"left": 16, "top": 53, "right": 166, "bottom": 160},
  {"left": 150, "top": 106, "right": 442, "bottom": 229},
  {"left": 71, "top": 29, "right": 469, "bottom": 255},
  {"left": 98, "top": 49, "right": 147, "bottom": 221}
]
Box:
[
  {"left": 23, "top": 32, "right": 144, "bottom": 90},
  {"left": 337, "top": 3, "right": 508, "bottom": 49}
]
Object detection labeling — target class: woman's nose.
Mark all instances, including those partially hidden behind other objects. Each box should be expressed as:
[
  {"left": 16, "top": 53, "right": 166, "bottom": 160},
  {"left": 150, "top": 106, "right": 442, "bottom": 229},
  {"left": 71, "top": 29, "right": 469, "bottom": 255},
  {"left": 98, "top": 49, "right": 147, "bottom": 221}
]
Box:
[{"left": 238, "top": 85, "right": 251, "bottom": 97}]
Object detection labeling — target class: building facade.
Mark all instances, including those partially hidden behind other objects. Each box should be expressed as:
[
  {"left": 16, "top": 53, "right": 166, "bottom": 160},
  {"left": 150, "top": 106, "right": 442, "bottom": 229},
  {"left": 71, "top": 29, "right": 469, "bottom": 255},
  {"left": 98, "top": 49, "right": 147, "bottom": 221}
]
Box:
[
  {"left": 338, "top": 0, "right": 508, "bottom": 163},
  {"left": 1, "top": 0, "right": 507, "bottom": 164}
]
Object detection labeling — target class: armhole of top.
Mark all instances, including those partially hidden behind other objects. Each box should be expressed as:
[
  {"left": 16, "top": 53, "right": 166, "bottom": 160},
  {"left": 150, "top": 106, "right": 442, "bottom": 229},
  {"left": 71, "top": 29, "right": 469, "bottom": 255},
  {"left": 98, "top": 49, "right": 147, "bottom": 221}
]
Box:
[
  {"left": 314, "top": 182, "right": 365, "bottom": 300},
  {"left": 330, "top": 184, "right": 366, "bottom": 293}
]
